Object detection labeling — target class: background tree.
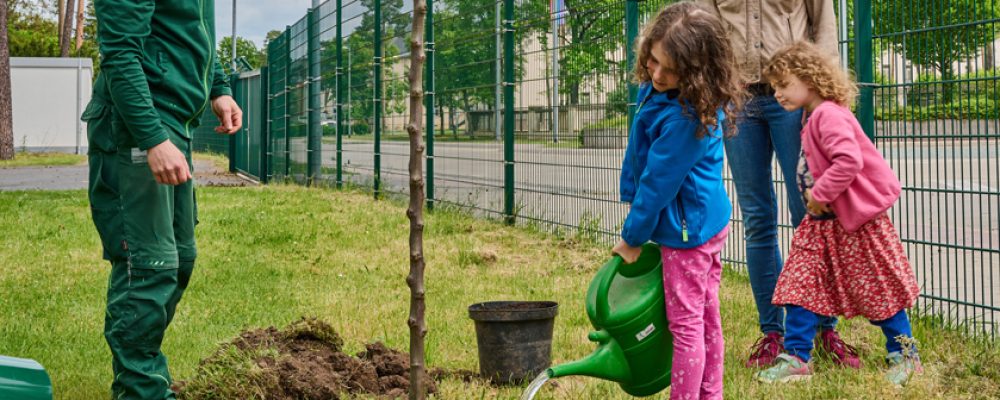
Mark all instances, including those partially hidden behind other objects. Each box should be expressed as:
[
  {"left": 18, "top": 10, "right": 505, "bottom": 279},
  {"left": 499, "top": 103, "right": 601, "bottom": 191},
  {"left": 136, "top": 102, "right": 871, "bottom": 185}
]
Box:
[
  {"left": 432, "top": 0, "right": 497, "bottom": 136},
  {"left": 6, "top": 0, "right": 98, "bottom": 69},
  {"left": 874, "top": 0, "right": 1000, "bottom": 103},
  {"left": 7, "top": 0, "right": 59, "bottom": 57},
  {"left": 2, "top": 0, "right": 16, "bottom": 160},
  {"left": 338, "top": 0, "right": 406, "bottom": 135},
  {"left": 217, "top": 36, "right": 265, "bottom": 73},
  {"left": 73, "top": 0, "right": 84, "bottom": 50},
  {"left": 260, "top": 29, "right": 283, "bottom": 66},
  {"left": 265, "top": 29, "right": 283, "bottom": 45},
  {"left": 57, "top": 0, "right": 72, "bottom": 56},
  {"left": 78, "top": 0, "right": 97, "bottom": 62}
]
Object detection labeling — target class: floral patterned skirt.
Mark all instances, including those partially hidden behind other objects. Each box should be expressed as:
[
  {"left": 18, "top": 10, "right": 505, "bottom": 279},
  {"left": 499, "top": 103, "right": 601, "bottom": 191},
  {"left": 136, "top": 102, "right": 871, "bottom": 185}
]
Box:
[{"left": 772, "top": 213, "right": 920, "bottom": 321}]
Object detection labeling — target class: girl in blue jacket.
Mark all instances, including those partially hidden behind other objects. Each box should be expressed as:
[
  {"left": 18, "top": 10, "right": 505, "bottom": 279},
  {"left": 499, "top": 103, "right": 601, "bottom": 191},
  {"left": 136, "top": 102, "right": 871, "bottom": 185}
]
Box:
[{"left": 612, "top": 2, "right": 743, "bottom": 398}]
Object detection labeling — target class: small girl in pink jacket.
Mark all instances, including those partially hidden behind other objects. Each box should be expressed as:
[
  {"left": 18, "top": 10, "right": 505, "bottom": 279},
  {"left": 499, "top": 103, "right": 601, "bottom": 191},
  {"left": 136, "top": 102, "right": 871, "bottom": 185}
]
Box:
[{"left": 753, "top": 41, "right": 921, "bottom": 387}]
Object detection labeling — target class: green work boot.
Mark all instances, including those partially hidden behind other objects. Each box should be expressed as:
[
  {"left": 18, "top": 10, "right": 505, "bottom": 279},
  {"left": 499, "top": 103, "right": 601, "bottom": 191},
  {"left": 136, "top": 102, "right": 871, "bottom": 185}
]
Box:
[
  {"left": 885, "top": 351, "right": 922, "bottom": 387},
  {"left": 754, "top": 354, "right": 812, "bottom": 383}
]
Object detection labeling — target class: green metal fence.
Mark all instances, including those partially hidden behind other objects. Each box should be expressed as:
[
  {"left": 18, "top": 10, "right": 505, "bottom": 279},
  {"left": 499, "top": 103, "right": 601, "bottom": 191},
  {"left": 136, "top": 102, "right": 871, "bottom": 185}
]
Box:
[
  {"left": 868, "top": 0, "right": 1000, "bottom": 340},
  {"left": 230, "top": 70, "right": 267, "bottom": 179},
  {"left": 214, "top": 0, "right": 999, "bottom": 341},
  {"left": 191, "top": 111, "right": 230, "bottom": 155}
]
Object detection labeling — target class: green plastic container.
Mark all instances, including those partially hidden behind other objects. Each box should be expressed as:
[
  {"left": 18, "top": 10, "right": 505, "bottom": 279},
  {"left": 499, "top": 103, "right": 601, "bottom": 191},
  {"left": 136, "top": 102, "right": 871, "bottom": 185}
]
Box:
[
  {"left": 547, "top": 243, "right": 673, "bottom": 397},
  {"left": 0, "top": 355, "right": 53, "bottom": 400}
]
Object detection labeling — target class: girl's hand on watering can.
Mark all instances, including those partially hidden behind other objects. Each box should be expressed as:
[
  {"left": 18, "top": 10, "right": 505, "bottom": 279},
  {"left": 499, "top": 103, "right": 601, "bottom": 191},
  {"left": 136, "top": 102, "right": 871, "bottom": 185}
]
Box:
[{"left": 613, "top": 240, "right": 642, "bottom": 264}]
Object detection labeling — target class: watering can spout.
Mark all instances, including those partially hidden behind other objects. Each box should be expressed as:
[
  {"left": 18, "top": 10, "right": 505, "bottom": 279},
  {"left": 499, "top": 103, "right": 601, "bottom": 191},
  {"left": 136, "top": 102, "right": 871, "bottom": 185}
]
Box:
[
  {"left": 547, "top": 244, "right": 673, "bottom": 397},
  {"left": 546, "top": 329, "right": 631, "bottom": 383}
]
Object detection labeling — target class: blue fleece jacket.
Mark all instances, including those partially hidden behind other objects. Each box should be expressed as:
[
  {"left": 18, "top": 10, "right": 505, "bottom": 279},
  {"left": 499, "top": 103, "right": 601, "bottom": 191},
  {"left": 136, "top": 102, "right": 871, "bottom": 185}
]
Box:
[{"left": 619, "top": 83, "right": 731, "bottom": 249}]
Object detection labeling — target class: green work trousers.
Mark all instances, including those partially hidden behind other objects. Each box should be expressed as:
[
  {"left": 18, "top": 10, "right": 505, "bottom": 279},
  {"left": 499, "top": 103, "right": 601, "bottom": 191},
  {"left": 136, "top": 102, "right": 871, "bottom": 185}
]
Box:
[{"left": 83, "top": 98, "right": 197, "bottom": 400}]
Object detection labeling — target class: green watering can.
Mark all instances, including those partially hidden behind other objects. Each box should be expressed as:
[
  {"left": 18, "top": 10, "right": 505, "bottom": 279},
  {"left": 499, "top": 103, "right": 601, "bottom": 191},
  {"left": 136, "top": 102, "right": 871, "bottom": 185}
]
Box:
[
  {"left": 0, "top": 355, "right": 53, "bottom": 400},
  {"left": 547, "top": 243, "right": 673, "bottom": 397}
]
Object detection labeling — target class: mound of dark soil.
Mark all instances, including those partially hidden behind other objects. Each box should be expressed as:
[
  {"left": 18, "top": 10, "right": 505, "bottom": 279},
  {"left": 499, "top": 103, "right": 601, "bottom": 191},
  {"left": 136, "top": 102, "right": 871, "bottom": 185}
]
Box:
[{"left": 177, "top": 317, "right": 437, "bottom": 399}]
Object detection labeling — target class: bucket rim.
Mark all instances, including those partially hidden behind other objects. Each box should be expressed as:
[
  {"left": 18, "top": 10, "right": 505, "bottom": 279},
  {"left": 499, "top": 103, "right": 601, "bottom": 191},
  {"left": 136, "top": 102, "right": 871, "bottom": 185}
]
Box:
[{"left": 468, "top": 301, "right": 559, "bottom": 321}]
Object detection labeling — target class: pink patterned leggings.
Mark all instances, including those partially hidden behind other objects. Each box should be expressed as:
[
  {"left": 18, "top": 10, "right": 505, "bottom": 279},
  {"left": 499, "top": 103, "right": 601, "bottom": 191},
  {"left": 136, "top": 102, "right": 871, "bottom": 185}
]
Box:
[{"left": 661, "top": 226, "right": 728, "bottom": 400}]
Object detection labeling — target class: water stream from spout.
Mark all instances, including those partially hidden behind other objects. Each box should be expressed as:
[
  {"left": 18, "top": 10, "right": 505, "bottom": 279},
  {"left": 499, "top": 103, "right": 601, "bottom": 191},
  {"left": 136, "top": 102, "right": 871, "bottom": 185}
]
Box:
[{"left": 520, "top": 371, "right": 551, "bottom": 400}]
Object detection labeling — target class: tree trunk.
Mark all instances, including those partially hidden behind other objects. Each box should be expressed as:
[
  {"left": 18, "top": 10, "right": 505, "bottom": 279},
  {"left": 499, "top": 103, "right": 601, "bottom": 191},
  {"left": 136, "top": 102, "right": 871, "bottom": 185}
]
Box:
[
  {"left": 1, "top": 0, "right": 15, "bottom": 160},
  {"left": 74, "top": 0, "right": 85, "bottom": 50},
  {"left": 405, "top": 0, "right": 427, "bottom": 398},
  {"left": 437, "top": 98, "right": 443, "bottom": 137},
  {"left": 57, "top": 0, "right": 65, "bottom": 46},
  {"left": 940, "top": 62, "right": 954, "bottom": 105},
  {"left": 59, "top": 0, "right": 75, "bottom": 57},
  {"left": 448, "top": 106, "right": 456, "bottom": 138},
  {"left": 461, "top": 90, "right": 471, "bottom": 136}
]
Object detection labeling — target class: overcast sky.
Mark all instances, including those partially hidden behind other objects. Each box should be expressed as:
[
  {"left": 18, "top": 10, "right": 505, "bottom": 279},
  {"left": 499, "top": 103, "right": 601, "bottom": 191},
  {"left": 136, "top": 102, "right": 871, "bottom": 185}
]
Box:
[
  {"left": 214, "top": 0, "right": 415, "bottom": 49},
  {"left": 214, "top": 0, "right": 313, "bottom": 48}
]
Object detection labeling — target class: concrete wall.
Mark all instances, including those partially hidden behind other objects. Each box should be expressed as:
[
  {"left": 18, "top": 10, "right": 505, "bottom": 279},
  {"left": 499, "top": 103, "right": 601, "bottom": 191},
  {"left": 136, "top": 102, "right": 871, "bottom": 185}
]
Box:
[{"left": 10, "top": 57, "right": 93, "bottom": 153}]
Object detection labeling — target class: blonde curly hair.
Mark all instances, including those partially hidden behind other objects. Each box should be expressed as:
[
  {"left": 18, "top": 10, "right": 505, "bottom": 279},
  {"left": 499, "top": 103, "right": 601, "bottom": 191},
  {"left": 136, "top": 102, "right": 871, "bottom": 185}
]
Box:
[{"left": 764, "top": 41, "right": 858, "bottom": 107}]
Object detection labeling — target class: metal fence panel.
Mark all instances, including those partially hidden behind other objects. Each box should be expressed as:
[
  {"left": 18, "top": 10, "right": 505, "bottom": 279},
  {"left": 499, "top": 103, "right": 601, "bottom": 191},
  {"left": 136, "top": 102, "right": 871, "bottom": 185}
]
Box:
[
  {"left": 268, "top": 30, "right": 290, "bottom": 180},
  {"left": 870, "top": 0, "right": 1000, "bottom": 340},
  {"left": 222, "top": 0, "right": 999, "bottom": 341},
  {"left": 191, "top": 110, "right": 229, "bottom": 155}
]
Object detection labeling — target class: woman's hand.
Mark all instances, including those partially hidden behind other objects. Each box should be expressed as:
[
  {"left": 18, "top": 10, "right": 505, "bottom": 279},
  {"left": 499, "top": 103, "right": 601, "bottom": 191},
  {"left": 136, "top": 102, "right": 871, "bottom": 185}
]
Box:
[{"left": 612, "top": 240, "right": 642, "bottom": 264}]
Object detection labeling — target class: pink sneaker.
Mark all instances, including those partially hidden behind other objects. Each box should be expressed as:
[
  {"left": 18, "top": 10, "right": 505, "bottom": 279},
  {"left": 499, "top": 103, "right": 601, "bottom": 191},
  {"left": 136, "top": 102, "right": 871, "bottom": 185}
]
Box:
[
  {"left": 746, "top": 332, "right": 784, "bottom": 368},
  {"left": 815, "top": 329, "right": 861, "bottom": 369}
]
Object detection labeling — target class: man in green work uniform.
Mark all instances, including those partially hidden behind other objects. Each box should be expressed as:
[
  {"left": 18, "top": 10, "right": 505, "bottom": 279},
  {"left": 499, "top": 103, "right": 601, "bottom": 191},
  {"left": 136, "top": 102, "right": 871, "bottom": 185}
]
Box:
[{"left": 81, "top": 0, "right": 242, "bottom": 398}]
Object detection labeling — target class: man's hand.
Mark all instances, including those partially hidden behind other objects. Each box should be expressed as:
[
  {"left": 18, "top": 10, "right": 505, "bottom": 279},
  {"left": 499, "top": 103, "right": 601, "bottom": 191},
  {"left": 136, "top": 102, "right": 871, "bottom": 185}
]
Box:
[
  {"left": 148, "top": 140, "right": 191, "bottom": 185},
  {"left": 612, "top": 239, "right": 642, "bottom": 264},
  {"left": 211, "top": 95, "right": 243, "bottom": 134},
  {"left": 805, "top": 189, "right": 832, "bottom": 216}
]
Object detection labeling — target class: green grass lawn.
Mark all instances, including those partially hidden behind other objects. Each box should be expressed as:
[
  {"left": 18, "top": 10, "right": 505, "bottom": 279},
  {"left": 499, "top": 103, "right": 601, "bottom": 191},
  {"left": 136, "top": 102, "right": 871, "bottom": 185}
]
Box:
[
  {"left": 0, "top": 152, "right": 86, "bottom": 168},
  {"left": 0, "top": 186, "right": 998, "bottom": 399}
]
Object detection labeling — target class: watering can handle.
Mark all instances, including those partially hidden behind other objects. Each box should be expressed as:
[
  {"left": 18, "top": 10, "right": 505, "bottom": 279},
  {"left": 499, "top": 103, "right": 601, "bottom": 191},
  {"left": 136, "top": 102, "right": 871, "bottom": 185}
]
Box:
[{"left": 595, "top": 255, "right": 623, "bottom": 323}]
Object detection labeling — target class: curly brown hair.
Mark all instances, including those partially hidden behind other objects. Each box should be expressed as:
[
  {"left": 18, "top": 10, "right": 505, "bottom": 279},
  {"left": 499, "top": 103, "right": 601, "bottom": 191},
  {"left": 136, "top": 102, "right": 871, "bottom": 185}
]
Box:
[
  {"left": 764, "top": 41, "right": 858, "bottom": 107},
  {"left": 633, "top": 1, "right": 744, "bottom": 138}
]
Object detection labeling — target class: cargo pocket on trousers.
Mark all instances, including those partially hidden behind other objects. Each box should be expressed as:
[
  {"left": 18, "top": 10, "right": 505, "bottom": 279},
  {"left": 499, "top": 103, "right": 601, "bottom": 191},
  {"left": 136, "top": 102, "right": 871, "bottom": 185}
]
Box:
[
  {"left": 88, "top": 150, "right": 127, "bottom": 261},
  {"left": 81, "top": 99, "right": 117, "bottom": 154}
]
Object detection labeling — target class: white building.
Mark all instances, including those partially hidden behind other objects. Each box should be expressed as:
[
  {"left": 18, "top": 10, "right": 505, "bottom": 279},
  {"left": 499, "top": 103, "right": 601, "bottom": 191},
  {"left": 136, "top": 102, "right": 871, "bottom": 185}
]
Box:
[{"left": 10, "top": 57, "right": 94, "bottom": 153}]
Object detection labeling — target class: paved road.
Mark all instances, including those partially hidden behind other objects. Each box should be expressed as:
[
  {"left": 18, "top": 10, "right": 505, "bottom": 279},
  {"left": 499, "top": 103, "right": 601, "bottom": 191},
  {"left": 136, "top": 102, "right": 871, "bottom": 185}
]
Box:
[
  {"left": 0, "top": 165, "right": 89, "bottom": 191},
  {"left": 0, "top": 159, "right": 253, "bottom": 191}
]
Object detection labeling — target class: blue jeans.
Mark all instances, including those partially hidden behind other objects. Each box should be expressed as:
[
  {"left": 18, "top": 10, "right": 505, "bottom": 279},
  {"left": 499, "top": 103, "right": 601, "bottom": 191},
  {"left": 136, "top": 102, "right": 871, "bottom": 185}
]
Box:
[
  {"left": 785, "top": 305, "right": 915, "bottom": 361},
  {"left": 724, "top": 94, "right": 837, "bottom": 335}
]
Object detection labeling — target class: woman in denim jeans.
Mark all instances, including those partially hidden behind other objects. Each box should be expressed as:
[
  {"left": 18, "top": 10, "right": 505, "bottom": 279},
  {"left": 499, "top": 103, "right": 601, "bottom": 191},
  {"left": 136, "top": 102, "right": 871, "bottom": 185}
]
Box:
[{"left": 697, "top": 0, "right": 858, "bottom": 369}]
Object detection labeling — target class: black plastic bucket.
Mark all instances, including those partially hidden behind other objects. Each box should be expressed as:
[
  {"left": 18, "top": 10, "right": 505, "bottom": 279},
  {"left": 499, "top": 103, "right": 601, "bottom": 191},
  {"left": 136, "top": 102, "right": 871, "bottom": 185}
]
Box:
[{"left": 468, "top": 301, "right": 559, "bottom": 384}]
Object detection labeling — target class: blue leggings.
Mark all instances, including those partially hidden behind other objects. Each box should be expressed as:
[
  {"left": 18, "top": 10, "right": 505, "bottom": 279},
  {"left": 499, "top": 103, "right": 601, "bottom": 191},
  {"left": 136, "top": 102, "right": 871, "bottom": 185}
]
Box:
[{"left": 785, "top": 305, "right": 914, "bottom": 362}]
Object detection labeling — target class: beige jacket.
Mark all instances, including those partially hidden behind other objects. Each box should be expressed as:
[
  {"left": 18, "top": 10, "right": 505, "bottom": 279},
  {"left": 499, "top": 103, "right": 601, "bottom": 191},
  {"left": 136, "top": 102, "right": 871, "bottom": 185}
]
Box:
[{"left": 699, "top": 0, "right": 840, "bottom": 84}]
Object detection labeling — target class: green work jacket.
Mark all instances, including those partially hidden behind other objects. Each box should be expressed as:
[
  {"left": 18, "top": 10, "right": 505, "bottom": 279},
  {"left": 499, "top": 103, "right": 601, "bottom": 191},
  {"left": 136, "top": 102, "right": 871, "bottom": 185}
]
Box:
[{"left": 91, "top": 0, "right": 232, "bottom": 150}]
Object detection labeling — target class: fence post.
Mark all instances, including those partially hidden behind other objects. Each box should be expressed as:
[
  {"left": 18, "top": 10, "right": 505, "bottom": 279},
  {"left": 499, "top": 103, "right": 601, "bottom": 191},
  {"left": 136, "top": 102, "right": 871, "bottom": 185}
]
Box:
[
  {"left": 285, "top": 26, "right": 292, "bottom": 178},
  {"left": 374, "top": 0, "right": 383, "bottom": 199},
  {"left": 229, "top": 73, "right": 239, "bottom": 173},
  {"left": 625, "top": 0, "right": 638, "bottom": 129},
  {"left": 425, "top": 0, "right": 435, "bottom": 210},
  {"left": 336, "top": 0, "right": 345, "bottom": 189},
  {"left": 261, "top": 66, "right": 270, "bottom": 183},
  {"left": 854, "top": 0, "right": 874, "bottom": 140},
  {"left": 503, "top": 0, "right": 515, "bottom": 225},
  {"left": 261, "top": 36, "right": 280, "bottom": 183},
  {"left": 307, "top": 7, "right": 322, "bottom": 184}
]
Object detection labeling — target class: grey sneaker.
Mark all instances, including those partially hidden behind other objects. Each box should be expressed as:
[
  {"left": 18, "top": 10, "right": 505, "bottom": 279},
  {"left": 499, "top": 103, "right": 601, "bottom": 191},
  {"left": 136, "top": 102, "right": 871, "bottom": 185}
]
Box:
[
  {"left": 885, "top": 351, "right": 923, "bottom": 387},
  {"left": 754, "top": 354, "right": 813, "bottom": 383}
]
